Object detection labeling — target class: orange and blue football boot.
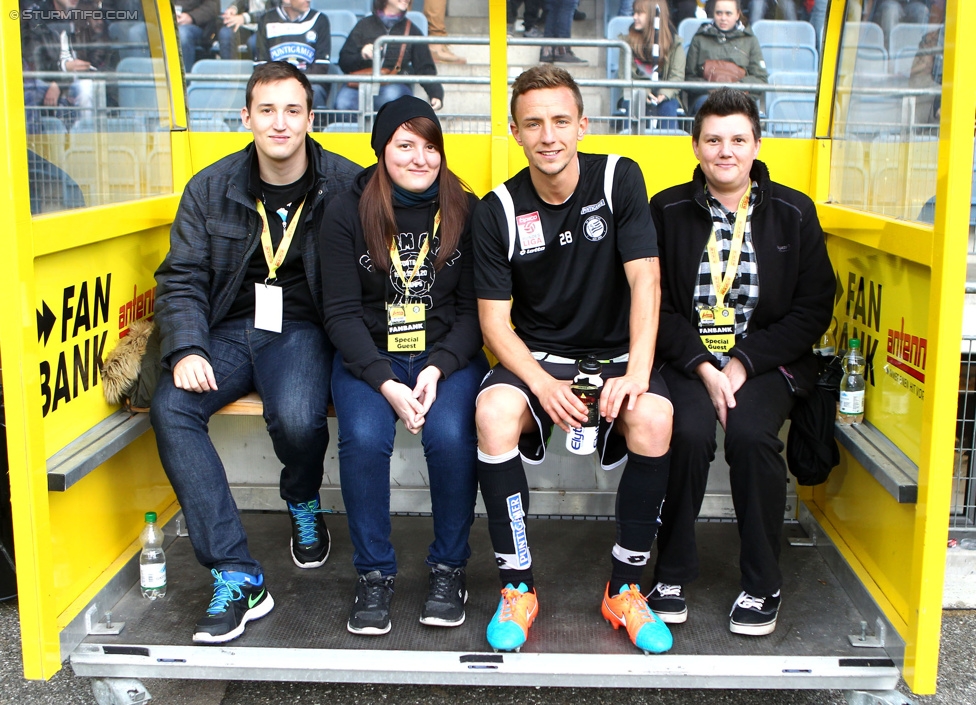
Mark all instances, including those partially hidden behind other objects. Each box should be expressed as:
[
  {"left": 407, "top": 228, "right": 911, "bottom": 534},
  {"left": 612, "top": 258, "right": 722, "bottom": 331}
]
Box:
[
  {"left": 601, "top": 583, "right": 673, "bottom": 654},
  {"left": 486, "top": 582, "right": 538, "bottom": 652}
]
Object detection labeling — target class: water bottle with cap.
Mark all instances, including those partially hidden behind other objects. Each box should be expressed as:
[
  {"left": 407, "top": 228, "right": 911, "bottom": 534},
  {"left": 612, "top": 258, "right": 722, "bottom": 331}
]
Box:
[
  {"left": 139, "top": 512, "right": 166, "bottom": 600},
  {"left": 836, "top": 338, "right": 865, "bottom": 426},
  {"left": 566, "top": 356, "right": 603, "bottom": 455}
]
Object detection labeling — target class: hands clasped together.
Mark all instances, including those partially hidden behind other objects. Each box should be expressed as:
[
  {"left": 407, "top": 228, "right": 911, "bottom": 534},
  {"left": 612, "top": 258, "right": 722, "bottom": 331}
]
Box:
[{"left": 379, "top": 365, "right": 442, "bottom": 434}]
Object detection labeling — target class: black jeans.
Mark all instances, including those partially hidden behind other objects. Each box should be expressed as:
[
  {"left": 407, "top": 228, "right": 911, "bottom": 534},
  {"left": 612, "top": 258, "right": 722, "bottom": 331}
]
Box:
[{"left": 653, "top": 363, "right": 794, "bottom": 596}]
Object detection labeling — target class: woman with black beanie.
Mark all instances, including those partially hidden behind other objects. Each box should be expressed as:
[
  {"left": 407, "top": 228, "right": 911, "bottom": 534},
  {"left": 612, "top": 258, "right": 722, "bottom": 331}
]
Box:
[{"left": 319, "top": 95, "right": 486, "bottom": 637}]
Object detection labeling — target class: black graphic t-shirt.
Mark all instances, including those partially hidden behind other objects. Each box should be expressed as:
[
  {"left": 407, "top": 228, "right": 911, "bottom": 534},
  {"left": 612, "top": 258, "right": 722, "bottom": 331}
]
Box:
[
  {"left": 225, "top": 162, "right": 318, "bottom": 324},
  {"left": 472, "top": 152, "right": 657, "bottom": 358}
]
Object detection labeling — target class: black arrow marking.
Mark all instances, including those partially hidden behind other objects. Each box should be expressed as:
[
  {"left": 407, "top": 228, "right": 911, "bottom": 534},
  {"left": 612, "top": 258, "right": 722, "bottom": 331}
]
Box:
[{"left": 36, "top": 301, "right": 56, "bottom": 345}]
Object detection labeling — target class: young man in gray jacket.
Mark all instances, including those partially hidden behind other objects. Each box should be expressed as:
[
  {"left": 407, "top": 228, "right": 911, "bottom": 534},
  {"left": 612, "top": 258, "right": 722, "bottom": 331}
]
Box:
[{"left": 152, "top": 61, "right": 358, "bottom": 644}]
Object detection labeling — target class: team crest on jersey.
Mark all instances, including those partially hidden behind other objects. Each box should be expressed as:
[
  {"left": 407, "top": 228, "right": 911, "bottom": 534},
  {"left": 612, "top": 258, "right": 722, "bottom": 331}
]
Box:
[
  {"left": 306, "top": 31, "right": 316, "bottom": 42},
  {"left": 516, "top": 211, "right": 546, "bottom": 255},
  {"left": 583, "top": 215, "right": 607, "bottom": 242}
]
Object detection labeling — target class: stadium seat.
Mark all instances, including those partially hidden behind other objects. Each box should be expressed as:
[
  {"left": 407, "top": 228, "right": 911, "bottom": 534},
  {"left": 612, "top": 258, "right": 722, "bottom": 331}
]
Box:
[
  {"left": 310, "top": 0, "right": 371, "bottom": 17},
  {"left": 677, "top": 17, "right": 708, "bottom": 51},
  {"left": 889, "top": 23, "right": 942, "bottom": 78},
  {"left": 751, "top": 20, "right": 816, "bottom": 52}
]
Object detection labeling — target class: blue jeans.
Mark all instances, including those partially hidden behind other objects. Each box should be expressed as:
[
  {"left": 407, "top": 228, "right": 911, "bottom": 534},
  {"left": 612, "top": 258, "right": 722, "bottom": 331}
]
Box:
[
  {"left": 178, "top": 24, "right": 205, "bottom": 71},
  {"left": 218, "top": 25, "right": 257, "bottom": 60},
  {"left": 332, "top": 349, "right": 488, "bottom": 576},
  {"left": 151, "top": 318, "right": 333, "bottom": 575},
  {"left": 810, "top": 0, "right": 828, "bottom": 47},
  {"left": 335, "top": 82, "right": 414, "bottom": 112},
  {"left": 131, "top": 22, "right": 206, "bottom": 70},
  {"left": 647, "top": 96, "right": 680, "bottom": 131},
  {"left": 544, "top": 0, "right": 577, "bottom": 38}
]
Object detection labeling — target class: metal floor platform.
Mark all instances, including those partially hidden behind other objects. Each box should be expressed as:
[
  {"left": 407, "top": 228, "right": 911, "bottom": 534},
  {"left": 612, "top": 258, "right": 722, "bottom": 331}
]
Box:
[{"left": 70, "top": 514, "right": 902, "bottom": 689}]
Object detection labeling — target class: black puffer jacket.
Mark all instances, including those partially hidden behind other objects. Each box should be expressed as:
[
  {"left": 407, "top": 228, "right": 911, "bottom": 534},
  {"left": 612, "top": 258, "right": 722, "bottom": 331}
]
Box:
[{"left": 650, "top": 160, "right": 834, "bottom": 394}]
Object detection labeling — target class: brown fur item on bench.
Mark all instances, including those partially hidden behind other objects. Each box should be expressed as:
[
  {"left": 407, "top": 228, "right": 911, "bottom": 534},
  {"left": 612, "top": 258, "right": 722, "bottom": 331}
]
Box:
[{"left": 101, "top": 319, "right": 156, "bottom": 407}]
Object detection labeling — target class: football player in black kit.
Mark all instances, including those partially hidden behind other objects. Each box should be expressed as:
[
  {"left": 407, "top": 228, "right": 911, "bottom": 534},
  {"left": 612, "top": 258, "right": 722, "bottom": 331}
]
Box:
[{"left": 471, "top": 65, "right": 674, "bottom": 655}]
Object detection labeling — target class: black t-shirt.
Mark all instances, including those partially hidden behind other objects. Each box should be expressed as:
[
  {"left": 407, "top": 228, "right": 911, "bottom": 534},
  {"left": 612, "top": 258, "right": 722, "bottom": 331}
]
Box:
[
  {"left": 472, "top": 153, "right": 657, "bottom": 358},
  {"left": 225, "top": 165, "right": 319, "bottom": 324}
]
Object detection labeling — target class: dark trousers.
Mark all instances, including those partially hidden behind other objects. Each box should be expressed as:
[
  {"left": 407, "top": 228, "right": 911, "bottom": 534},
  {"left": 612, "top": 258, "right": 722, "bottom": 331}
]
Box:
[
  {"left": 509, "top": 0, "right": 545, "bottom": 28},
  {"left": 151, "top": 319, "right": 332, "bottom": 576},
  {"left": 653, "top": 363, "right": 794, "bottom": 596}
]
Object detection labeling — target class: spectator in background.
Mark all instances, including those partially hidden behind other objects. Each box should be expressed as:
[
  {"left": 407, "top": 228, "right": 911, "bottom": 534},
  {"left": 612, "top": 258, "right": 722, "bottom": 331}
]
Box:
[
  {"left": 747, "top": 0, "right": 796, "bottom": 22},
  {"left": 101, "top": 0, "right": 145, "bottom": 56},
  {"left": 336, "top": 0, "right": 443, "bottom": 113},
  {"left": 173, "top": 0, "right": 220, "bottom": 70},
  {"left": 508, "top": 0, "right": 546, "bottom": 37},
  {"left": 671, "top": 0, "right": 709, "bottom": 24},
  {"left": 685, "top": 0, "right": 766, "bottom": 114},
  {"left": 907, "top": 0, "right": 944, "bottom": 125},
  {"left": 619, "top": 0, "right": 686, "bottom": 131},
  {"left": 255, "top": 0, "right": 331, "bottom": 110},
  {"left": 219, "top": 0, "right": 272, "bottom": 60},
  {"left": 424, "top": 0, "right": 466, "bottom": 63},
  {"left": 867, "top": 0, "right": 931, "bottom": 47},
  {"left": 810, "top": 0, "right": 828, "bottom": 47},
  {"left": 21, "top": 0, "right": 110, "bottom": 119},
  {"left": 539, "top": 0, "right": 586, "bottom": 65}
]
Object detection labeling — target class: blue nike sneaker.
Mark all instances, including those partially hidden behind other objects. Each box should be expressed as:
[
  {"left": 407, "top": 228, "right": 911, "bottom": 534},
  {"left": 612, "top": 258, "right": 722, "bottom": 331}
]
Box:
[{"left": 193, "top": 569, "right": 274, "bottom": 644}]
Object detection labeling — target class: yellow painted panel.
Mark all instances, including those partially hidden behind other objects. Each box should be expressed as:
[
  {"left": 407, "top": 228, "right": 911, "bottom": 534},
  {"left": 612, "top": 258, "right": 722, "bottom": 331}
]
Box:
[
  {"left": 32, "top": 195, "right": 179, "bottom": 258},
  {"left": 817, "top": 459, "right": 916, "bottom": 624},
  {"left": 34, "top": 230, "right": 169, "bottom": 455},
  {"left": 49, "top": 433, "right": 174, "bottom": 617},
  {"left": 828, "top": 239, "right": 930, "bottom": 462},
  {"left": 58, "top": 501, "right": 181, "bottom": 631},
  {"left": 803, "top": 499, "right": 909, "bottom": 636},
  {"left": 819, "top": 204, "right": 933, "bottom": 267}
]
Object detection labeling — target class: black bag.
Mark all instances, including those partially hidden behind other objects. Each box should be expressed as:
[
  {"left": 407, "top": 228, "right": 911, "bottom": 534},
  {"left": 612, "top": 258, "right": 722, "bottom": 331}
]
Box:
[{"left": 785, "top": 355, "right": 843, "bottom": 486}]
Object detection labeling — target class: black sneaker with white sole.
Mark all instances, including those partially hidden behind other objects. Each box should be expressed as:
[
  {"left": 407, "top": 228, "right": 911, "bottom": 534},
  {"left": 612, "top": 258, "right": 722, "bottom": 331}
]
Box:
[
  {"left": 729, "top": 590, "right": 781, "bottom": 636},
  {"left": 645, "top": 582, "right": 688, "bottom": 624},
  {"left": 348, "top": 570, "right": 395, "bottom": 635},
  {"left": 420, "top": 564, "right": 467, "bottom": 627},
  {"left": 193, "top": 570, "right": 274, "bottom": 644},
  {"left": 287, "top": 496, "right": 331, "bottom": 569}
]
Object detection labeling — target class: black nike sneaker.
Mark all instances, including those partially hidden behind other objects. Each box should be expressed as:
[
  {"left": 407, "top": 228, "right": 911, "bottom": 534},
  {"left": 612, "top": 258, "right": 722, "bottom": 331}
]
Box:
[
  {"left": 347, "top": 570, "right": 395, "bottom": 635},
  {"left": 287, "top": 496, "right": 331, "bottom": 569},
  {"left": 192, "top": 570, "right": 274, "bottom": 644},
  {"left": 420, "top": 564, "right": 467, "bottom": 627}
]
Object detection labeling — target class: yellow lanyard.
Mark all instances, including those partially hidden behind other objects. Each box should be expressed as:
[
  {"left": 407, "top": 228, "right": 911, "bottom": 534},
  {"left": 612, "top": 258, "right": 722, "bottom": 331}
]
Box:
[
  {"left": 389, "top": 209, "right": 440, "bottom": 301},
  {"left": 705, "top": 186, "right": 750, "bottom": 308},
  {"left": 256, "top": 198, "right": 306, "bottom": 282}
]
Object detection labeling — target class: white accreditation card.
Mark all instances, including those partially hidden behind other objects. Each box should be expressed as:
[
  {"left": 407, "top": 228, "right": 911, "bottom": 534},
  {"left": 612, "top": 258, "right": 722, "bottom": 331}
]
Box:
[{"left": 254, "top": 283, "right": 283, "bottom": 332}]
